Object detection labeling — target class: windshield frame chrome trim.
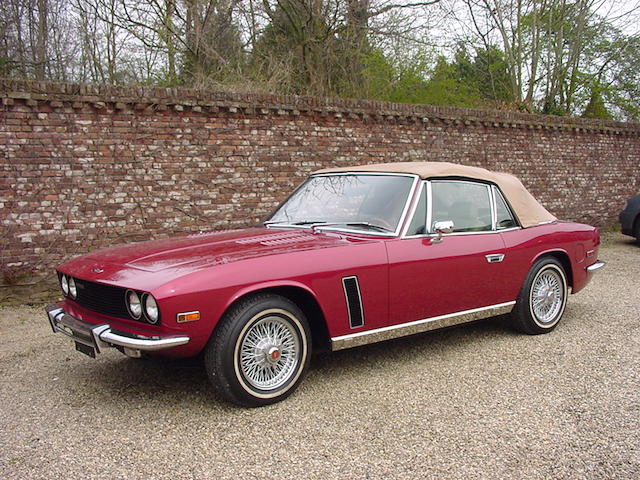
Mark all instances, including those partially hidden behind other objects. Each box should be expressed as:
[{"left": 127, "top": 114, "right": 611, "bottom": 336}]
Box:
[{"left": 265, "top": 172, "right": 420, "bottom": 238}]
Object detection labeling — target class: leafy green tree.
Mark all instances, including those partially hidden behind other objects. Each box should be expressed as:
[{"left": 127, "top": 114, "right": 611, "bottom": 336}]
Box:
[
  {"left": 589, "top": 31, "right": 640, "bottom": 121},
  {"left": 451, "top": 45, "right": 513, "bottom": 104},
  {"left": 581, "top": 84, "right": 613, "bottom": 119},
  {"left": 472, "top": 46, "right": 514, "bottom": 102},
  {"left": 421, "top": 55, "right": 482, "bottom": 107}
]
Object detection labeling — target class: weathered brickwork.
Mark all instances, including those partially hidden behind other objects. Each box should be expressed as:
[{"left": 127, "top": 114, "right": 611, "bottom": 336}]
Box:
[{"left": 1, "top": 79, "right": 639, "bottom": 278}]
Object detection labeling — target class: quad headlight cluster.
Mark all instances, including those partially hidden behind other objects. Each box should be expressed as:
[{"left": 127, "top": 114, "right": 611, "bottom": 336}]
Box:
[
  {"left": 126, "top": 290, "right": 160, "bottom": 324},
  {"left": 59, "top": 274, "right": 77, "bottom": 299},
  {"left": 58, "top": 273, "right": 159, "bottom": 325}
]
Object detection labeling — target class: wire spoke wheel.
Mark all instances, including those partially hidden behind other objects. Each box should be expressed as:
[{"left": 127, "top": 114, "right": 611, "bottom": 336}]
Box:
[
  {"left": 206, "top": 296, "right": 311, "bottom": 407},
  {"left": 238, "top": 314, "right": 301, "bottom": 391},
  {"left": 530, "top": 270, "right": 564, "bottom": 324},
  {"left": 513, "top": 258, "right": 568, "bottom": 335}
]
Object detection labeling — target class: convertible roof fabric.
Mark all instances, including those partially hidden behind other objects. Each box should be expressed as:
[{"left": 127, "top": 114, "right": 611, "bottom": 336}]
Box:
[{"left": 314, "top": 161, "right": 556, "bottom": 228}]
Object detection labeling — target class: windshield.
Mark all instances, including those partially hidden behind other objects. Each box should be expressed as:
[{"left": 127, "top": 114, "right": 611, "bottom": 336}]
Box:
[{"left": 266, "top": 174, "right": 415, "bottom": 234}]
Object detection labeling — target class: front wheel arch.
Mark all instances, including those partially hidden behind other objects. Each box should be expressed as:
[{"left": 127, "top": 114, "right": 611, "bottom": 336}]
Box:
[
  {"left": 204, "top": 293, "right": 312, "bottom": 406},
  {"left": 214, "top": 285, "right": 331, "bottom": 353}
]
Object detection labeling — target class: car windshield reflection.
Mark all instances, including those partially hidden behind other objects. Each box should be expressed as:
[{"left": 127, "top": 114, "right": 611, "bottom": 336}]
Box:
[{"left": 265, "top": 174, "right": 414, "bottom": 234}]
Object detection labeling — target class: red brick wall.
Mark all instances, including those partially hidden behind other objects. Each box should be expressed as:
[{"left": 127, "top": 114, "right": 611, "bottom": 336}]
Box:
[{"left": 1, "top": 79, "right": 639, "bottom": 278}]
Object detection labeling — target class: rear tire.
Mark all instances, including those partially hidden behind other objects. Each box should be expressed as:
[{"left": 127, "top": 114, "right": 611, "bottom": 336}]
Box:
[
  {"left": 204, "top": 294, "right": 311, "bottom": 407},
  {"left": 512, "top": 257, "right": 568, "bottom": 335}
]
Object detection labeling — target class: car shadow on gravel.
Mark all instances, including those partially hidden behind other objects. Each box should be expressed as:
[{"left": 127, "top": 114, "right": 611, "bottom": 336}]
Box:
[
  {"left": 310, "top": 314, "right": 517, "bottom": 374},
  {"left": 75, "top": 315, "right": 517, "bottom": 407},
  {"left": 79, "top": 354, "right": 228, "bottom": 406}
]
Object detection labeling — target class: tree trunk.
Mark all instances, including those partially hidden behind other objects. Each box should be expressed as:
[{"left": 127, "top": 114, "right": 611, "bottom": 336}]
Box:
[{"left": 35, "top": 0, "right": 48, "bottom": 79}]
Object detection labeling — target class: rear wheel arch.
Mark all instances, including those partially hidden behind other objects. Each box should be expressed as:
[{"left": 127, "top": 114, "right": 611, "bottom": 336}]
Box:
[
  {"left": 512, "top": 256, "right": 568, "bottom": 334},
  {"left": 532, "top": 250, "right": 573, "bottom": 290}
]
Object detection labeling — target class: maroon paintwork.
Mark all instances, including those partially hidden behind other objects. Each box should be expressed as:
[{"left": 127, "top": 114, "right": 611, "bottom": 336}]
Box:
[{"left": 55, "top": 212, "right": 601, "bottom": 358}]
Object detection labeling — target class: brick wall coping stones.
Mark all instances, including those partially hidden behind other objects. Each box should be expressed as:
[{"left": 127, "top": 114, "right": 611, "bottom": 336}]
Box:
[{"left": 2, "top": 78, "right": 639, "bottom": 136}]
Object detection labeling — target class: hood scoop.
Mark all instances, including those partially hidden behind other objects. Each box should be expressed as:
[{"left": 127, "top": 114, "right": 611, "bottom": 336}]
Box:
[
  {"left": 188, "top": 229, "right": 242, "bottom": 238},
  {"left": 235, "top": 231, "right": 314, "bottom": 246}
]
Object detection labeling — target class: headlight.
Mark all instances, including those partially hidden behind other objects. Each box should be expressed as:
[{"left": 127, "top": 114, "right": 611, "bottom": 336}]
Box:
[
  {"left": 68, "top": 277, "right": 77, "bottom": 299},
  {"left": 60, "top": 275, "right": 69, "bottom": 295},
  {"left": 126, "top": 290, "right": 142, "bottom": 319},
  {"left": 143, "top": 294, "right": 159, "bottom": 324}
]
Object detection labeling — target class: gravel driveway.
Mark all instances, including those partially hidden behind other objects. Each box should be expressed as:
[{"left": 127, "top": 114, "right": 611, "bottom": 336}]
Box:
[{"left": 1, "top": 235, "right": 638, "bottom": 479}]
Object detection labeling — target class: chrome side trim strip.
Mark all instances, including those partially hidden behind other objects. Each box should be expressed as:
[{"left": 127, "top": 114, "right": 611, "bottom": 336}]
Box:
[
  {"left": 586, "top": 260, "right": 606, "bottom": 273},
  {"left": 331, "top": 301, "right": 516, "bottom": 351}
]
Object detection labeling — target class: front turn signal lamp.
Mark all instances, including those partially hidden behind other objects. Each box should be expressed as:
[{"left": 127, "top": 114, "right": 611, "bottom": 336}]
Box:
[{"left": 177, "top": 311, "right": 200, "bottom": 323}]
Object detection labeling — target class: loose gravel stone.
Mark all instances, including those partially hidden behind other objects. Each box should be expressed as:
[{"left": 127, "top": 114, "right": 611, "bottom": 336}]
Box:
[{"left": 0, "top": 234, "right": 638, "bottom": 479}]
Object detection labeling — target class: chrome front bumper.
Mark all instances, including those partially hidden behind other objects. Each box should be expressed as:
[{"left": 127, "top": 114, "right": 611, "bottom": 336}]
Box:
[
  {"left": 46, "top": 304, "right": 190, "bottom": 358},
  {"left": 586, "top": 260, "right": 606, "bottom": 273}
]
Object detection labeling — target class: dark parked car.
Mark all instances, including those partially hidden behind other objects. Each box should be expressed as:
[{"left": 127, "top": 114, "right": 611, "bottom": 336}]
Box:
[{"left": 619, "top": 194, "right": 640, "bottom": 244}]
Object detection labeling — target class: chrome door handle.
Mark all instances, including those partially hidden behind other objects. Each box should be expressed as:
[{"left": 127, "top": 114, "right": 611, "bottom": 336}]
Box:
[{"left": 485, "top": 254, "right": 505, "bottom": 263}]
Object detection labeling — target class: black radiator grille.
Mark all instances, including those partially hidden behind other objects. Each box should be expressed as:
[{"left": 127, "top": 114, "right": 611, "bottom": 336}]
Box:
[
  {"left": 73, "top": 278, "right": 132, "bottom": 320},
  {"left": 342, "top": 276, "right": 364, "bottom": 328}
]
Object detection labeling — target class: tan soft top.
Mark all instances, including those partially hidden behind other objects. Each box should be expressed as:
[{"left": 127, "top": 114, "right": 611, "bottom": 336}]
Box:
[{"left": 314, "top": 162, "right": 556, "bottom": 228}]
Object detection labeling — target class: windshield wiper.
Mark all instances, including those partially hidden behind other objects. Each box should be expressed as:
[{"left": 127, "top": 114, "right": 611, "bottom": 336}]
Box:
[
  {"left": 263, "top": 220, "right": 327, "bottom": 227},
  {"left": 312, "top": 222, "right": 394, "bottom": 233},
  {"left": 265, "top": 220, "right": 394, "bottom": 233}
]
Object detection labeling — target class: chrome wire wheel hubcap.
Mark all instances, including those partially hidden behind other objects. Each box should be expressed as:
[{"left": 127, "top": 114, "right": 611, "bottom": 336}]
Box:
[
  {"left": 239, "top": 315, "right": 300, "bottom": 391},
  {"left": 531, "top": 269, "right": 564, "bottom": 325}
]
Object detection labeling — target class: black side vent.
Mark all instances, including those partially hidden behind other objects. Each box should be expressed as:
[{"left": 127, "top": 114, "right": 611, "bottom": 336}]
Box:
[{"left": 342, "top": 276, "right": 364, "bottom": 328}]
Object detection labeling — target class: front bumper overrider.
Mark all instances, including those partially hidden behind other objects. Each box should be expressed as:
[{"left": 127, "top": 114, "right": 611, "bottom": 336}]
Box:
[{"left": 46, "top": 304, "right": 190, "bottom": 358}]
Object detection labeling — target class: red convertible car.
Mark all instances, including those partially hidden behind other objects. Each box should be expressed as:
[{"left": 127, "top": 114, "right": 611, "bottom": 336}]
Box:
[{"left": 46, "top": 162, "right": 605, "bottom": 406}]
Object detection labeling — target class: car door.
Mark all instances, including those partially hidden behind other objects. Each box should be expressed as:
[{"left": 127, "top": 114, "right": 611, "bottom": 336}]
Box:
[{"left": 386, "top": 180, "right": 513, "bottom": 326}]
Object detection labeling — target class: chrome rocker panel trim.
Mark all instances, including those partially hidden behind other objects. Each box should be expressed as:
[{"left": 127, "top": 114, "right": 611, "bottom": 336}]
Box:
[
  {"left": 46, "top": 304, "right": 190, "bottom": 353},
  {"left": 586, "top": 260, "right": 606, "bottom": 273},
  {"left": 331, "top": 301, "right": 516, "bottom": 351}
]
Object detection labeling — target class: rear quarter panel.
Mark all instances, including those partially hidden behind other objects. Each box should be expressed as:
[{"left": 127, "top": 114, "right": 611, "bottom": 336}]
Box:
[{"left": 499, "top": 222, "right": 600, "bottom": 299}]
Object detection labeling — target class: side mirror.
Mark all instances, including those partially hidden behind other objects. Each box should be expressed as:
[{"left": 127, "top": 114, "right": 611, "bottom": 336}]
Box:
[{"left": 432, "top": 220, "right": 454, "bottom": 243}]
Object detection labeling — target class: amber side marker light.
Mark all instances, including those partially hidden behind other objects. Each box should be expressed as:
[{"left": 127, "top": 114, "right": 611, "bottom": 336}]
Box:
[{"left": 177, "top": 311, "right": 200, "bottom": 323}]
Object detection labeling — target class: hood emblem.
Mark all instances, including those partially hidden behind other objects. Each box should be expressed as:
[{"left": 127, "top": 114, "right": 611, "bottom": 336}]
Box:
[{"left": 93, "top": 268, "right": 104, "bottom": 273}]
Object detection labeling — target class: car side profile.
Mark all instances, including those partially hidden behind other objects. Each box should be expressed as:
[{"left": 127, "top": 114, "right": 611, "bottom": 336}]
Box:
[
  {"left": 619, "top": 193, "right": 640, "bottom": 244},
  {"left": 46, "top": 162, "right": 605, "bottom": 406}
]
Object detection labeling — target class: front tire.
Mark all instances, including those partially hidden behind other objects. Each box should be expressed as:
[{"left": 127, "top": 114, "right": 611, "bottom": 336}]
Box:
[
  {"left": 512, "top": 257, "right": 568, "bottom": 335},
  {"left": 204, "top": 294, "right": 311, "bottom": 407}
]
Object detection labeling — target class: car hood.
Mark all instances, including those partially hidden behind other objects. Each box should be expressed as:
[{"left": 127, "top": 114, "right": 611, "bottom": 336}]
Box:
[{"left": 58, "top": 227, "right": 370, "bottom": 289}]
